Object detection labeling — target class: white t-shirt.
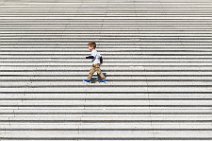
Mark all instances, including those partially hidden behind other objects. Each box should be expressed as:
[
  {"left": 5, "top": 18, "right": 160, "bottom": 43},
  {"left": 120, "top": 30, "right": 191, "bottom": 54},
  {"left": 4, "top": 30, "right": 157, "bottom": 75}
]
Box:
[{"left": 91, "top": 49, "right": 102, "bottom": 65}]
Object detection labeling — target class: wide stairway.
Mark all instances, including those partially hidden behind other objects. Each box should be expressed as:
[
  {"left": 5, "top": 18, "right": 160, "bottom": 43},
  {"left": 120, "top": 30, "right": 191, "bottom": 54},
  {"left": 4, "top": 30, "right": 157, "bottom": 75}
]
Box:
[{"left": 0, "top": 0, "right": 212, "bottom": 140}]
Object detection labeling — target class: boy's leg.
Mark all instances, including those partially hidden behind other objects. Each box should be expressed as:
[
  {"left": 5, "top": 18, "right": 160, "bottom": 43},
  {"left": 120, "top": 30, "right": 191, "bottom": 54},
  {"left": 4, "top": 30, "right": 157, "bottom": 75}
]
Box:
[
  {"left": 87, "top": 66, "right": 96, "bottom": 80},
  {"left": 95, "top": 64, "right": 106, "bottom": 80}
]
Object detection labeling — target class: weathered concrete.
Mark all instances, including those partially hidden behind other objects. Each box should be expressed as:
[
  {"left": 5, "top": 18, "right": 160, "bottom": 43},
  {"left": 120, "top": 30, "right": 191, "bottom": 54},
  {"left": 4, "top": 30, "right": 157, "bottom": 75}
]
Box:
[{"left": 0, "top": 0, "right": 212, "bottom": 140}]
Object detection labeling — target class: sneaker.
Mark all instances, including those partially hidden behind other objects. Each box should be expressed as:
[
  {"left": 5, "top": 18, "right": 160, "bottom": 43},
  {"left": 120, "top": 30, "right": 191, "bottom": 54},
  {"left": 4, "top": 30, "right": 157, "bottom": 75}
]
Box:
[
  {"left": 99, "top": 80, "right": 108, "bottom": 84},
  {"left": 83, "top": 79, "right": 91, "bottom": 84}
]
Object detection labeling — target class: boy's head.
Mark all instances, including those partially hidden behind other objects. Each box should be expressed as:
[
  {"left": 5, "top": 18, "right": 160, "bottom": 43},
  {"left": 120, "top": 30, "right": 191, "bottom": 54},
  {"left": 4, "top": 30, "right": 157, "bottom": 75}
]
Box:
[{"left": 88, "top": 41, "right": 96, "bottom": 51}]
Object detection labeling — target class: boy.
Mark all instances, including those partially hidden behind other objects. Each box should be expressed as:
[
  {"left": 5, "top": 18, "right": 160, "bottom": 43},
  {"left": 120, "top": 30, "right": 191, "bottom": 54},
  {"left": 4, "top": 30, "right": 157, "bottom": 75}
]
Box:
[{"left": 83, "top": 41, "right": 108, "bottom": 84}]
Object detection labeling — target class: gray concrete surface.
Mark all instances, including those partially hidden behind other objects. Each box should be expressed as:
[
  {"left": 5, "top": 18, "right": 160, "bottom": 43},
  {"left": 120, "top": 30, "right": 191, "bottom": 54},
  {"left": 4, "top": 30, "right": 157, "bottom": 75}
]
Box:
[{"left": 0, "top": 0, "right": 212, "bottom": 140}]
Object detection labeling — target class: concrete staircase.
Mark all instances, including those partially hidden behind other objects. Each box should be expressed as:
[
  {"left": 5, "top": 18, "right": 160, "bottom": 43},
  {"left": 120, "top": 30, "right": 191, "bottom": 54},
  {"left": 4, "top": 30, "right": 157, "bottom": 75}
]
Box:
[{"left": 0, "top": 0, "right": 212, "bottom": 140}]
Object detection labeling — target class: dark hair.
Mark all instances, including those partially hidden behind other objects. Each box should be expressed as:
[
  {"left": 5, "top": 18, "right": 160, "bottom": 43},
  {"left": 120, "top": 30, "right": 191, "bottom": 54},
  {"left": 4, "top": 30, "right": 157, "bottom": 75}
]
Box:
[{"left": 88, "top": 41, "right": 96, "bottom": 49}]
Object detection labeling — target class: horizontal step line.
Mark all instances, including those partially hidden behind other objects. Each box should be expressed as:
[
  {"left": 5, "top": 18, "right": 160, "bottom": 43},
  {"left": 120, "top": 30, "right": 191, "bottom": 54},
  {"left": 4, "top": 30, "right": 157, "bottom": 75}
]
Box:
[
  {"left": 1, "top": 57, "right": 211, "bottom": 59},
  {"left": 1, "top": 98, "right": 212, "bottom": 100},
  {"left": 1, "top": 2, "right": 212, "bottom": 4},
  {"left": 1, "top": 75, "right": 212, "bottom": 77},
  {"left": 1, "top": 65, "right": 212, "bottom": 67},
  {"left": 0, "top": 137, "right": 211, "bottom": 140},
  {"left": 0, "top": 16, "right": 212, "bottom": 17},
  {"left": 0, "top": 86, "right": 211, "bottom": 88},
  {"left": 0, "top": 92, "right": 210, "bottom": 94},
  {"left": 1, "top": 33, "right": 211, "bottom": 35},
  {"left": 0, "top": 16, "right": 212, "bottom": 21},
  {"left": 1, "top": 50, "right": 211, "bottom": 52},
  {"left": 0, "top": 128, "right": 212, "bottom": 131},
  {"left": 1, "top": 60, "right": 212, "bottom": 62},
  {"left": 1, "top": 113, "right": 212, "bottom": 115},
  {"left": 0, "top": 54, "right": 212, "bottom": 56},
  {"left": 0, "top": 119, "right": 211, "bottom": 122},
  {"left": 0, "top": 12, "right": 211, "bottom": 14},
  {"left": 1, "top": 70, "right": 212, "bottom": 72},
  {"left": 1, "top": 80, "right": 212, "bottom": 82}
]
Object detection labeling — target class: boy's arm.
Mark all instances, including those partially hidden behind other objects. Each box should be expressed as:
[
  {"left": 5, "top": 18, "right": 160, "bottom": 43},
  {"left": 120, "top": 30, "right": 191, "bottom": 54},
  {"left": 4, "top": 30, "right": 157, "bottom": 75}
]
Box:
[{"left": 86, "top": 56, "right": 94, "bottom": 59}]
